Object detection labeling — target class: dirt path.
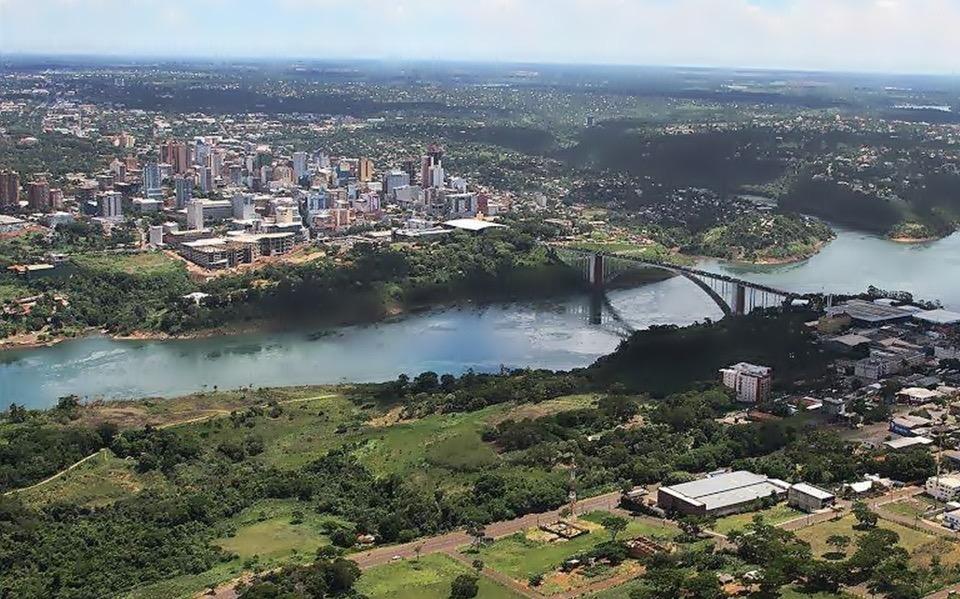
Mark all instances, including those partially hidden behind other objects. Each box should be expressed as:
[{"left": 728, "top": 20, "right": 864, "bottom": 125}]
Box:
[
  {"left": 202, "top": 491, "right": 635, "bottom": 598},
  {"left": 3, "top": 394, "right": 339, "bottom": 499},
  {"left": 3, "top": 448, "right": 107, "bottom": 497}
]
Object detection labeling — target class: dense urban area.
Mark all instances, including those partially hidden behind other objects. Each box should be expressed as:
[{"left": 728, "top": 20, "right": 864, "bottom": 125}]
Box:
[{"left": 4, "top": 57, "right": 960, "bottom": 599}]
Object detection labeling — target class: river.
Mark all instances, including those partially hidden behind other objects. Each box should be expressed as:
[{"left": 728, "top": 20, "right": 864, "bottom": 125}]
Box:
[{"left": 3, "top": 226, "right": 959, "bottom": 409}]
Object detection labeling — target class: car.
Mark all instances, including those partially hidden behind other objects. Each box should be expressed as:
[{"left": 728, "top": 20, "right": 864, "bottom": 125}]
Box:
[{"left": 391, "top": 555, "right": 403, "bottom": 561}]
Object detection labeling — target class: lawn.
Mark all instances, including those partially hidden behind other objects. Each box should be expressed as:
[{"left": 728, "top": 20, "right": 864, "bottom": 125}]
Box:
[
  {"left": 121, "top": 561, "right": 244, "bottom": 599},
  {"left": 214, "top": 498, "right": 344, "bottom": 563},
  {"left": 712, "top": 503, "right": 804, "bottom": 535},
  {"left": 795, "top": 514, "right": 936, "bottom": 559},
  {"left": 880, "top": 496, "right": 937, "bottom": 520},
  {"left": 17, "top": 449, "right": 168, "bottom": 508},
  {"left": 72, "top": 251, "right": 185, "bottom": 276},
  {"left": 356, "top": 554, "right": 523, "bottom": 599},
  {"left": 474, "top": 511, "right": 676, "bottom": 583}
]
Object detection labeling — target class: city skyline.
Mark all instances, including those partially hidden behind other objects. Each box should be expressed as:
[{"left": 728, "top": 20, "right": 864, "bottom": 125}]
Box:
[{"left": 2, "top": 0, "right": 960, "bottom": 75}]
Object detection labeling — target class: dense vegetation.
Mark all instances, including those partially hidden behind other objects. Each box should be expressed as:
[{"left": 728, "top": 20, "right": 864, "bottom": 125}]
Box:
[
  {"left": 1, "top": 224, "right": 583, "bottom": 340},
  {"left": 693, "top": 213, "right": 834, "bottom": 263}
]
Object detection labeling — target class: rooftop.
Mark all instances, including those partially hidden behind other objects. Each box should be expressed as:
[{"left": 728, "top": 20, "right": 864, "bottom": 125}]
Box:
[
  {"left": 915, "top": 309, "right": 960, "bottom": 325},
  {"left": 829, "top": 299, "right": 913, "bottom": 323},
  {"left": 442, "top": 218, "right": 507, "bottom": 232},
  {"left": 790, "top": 482, "right": 835, "bottom": 500},
  {"left": 884, "top": 436, "right": 933, "bottom": 450}
]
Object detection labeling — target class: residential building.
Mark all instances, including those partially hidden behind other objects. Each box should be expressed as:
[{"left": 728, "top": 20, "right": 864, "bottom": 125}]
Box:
[
  {"left": 0, "top": 170, "right": 20, "bottom": 209},
  {"left": 27, "top": 180, "right": 51, "bottom": 211},
  {"left": 97, "top": 191, "right": 123, "bottom": 219},
  {"left": 719, "top": 363, "right": 773, "bottom": 404},
  {"left": 293, "top": 151, "right": 309, "bottom": 182},
  {"left": 926, "top": 475, "right": 960, "bottom": 502},
  {"left": 358, "top": 157, "right": 374, "bottom": 182},
  {"left": 142, "top": 162, "right": 163, "bottom": 198},
  {"left": 945, "top": 509, "right": 960, "bottom": 531},
  {"left": 174, "top": 174, "right": 193, "bottom": 209},
  {"left": 889, "top": 415, "right": 932, "bottom": 437}
]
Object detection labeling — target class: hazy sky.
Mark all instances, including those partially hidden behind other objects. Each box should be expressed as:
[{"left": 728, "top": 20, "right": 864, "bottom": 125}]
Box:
[{"left": 1, "top": 0, "right": 959, "bottom": 74}]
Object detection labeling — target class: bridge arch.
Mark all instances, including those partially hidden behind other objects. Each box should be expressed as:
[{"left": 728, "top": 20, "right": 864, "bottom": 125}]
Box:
[{"left": 550, "top": 247, "right": 794, "bottom": 318}]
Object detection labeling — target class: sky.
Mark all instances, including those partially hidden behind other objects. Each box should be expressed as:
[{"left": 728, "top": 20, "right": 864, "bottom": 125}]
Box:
[{"left": 1, "top": 0, "right": 959, "bottom": 74}]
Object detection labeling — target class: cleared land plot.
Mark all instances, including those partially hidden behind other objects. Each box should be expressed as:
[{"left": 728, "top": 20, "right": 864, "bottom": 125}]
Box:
[
  {"left": 356, "top": 553, "right": 523, "bottom": 599},
  {"left": 72, "top": 252, "right": 185, "bottom": 276},
  {"left": 474, "top": 512, "right": 676, "bottom": 584},
  {"left": 712, "top": 503, "right": 804, "bottom": 535}
]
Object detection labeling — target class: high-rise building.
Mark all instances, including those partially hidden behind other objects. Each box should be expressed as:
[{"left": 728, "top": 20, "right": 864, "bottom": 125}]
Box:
[
  {"left": 162, "top": 140, "right": 190, "bottom": 174},
  {"left": 142, "top": 162, "right": 162, "bottom": 198},
  {"left": 420, "top": 155, "right": 432, "bottom": 188},
  {"left": 210, "top": 149, "right": 224, "bottom": 179},
  {"left": 97, "top": 173, "right": 115, "bottom": 191},
  {"left": 306, "top": 188, "right": 328, "bottom": 215},
  {"left": 174, "top": 174, "right": 193, "bottom": 209},
  {"left": 231, "top": 193, "right": 256, "bottom": 220},
  {"left": 0, "top": 170, "right": 19, "bottom": 209},
  {"left": 193, "top": 138, "right": 210, "bottom": 168},
  {"left": 293, "top": 151, "right": 309, "bottom": 182},
  {"left": 401, "top": 159, "right": 417, "bottom": 186},
  {"left": 110, "top": 158, "right": 127, "bottom": 182},
  {"left": 49, "top": 189, "right": 64, "bottom": 211},
  {"left": 198, "top": 166, "right": 214, "bottom": 194},
  {"left": 429, "top": 163, "right": 445, "bottom": 189},
  {"left": 186, "top": 200, "right": 205, "bottom": 230},
  {"left": 358, "top": 157, "right": 374, "bottom": 183},
  {"left": 98, "top": 191, "right": 123, "bottom": 219},
  {"left": 382, "top": 170, "right": 411, "bottom": 197},
  {"left": 27, "top": 180, "right": 51, "bottom": 212}
]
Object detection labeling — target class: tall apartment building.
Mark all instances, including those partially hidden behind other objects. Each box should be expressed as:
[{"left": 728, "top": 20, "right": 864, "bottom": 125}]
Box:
[
  {"left": 719, "top": 362, "right": 773, "bottom": 403},
  {"left": 0, "top": 170, "right": 19, "bottom": 209},
  {"left": 358, "top": 157, "right": 374, "bottom": 183},
  {"left": 142, "top": 162, "right": 163, "bottom": 199},
  {"left": 174, "top": 174, "right": 193, "bottom": 209},
  {"left": 27, "top": 179, "right": 51, "bottom": 212},
  {"left": 98, "top": 191, "right": 123, "bottom": 219}
]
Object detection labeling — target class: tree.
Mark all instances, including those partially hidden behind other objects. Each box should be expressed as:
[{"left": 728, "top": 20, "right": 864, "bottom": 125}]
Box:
[
  {"left": 825, "top": 534, "right": 850, "bottom": 557},
  {"left": 471, "top": 559, "right": 484, "bottom": 573},
  {"left": 601, "top": 515, "right": 629, "bottom": 542},
  {"left": 413, "top": 542, "right": 425, "bottom": 562},
  {"left": 852, "top": 501, "right": 878, "bottom": 529},
  {"left": 6, "top": 403, "right": 27, "bottom": 423},
  {"left": 450, "top": 574, "right": 479, "bottom": 599}
]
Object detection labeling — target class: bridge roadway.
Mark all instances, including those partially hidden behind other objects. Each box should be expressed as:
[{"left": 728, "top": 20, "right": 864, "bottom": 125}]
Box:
[{"left": 551, "top": 246, "right": 802, "bottom": 317}]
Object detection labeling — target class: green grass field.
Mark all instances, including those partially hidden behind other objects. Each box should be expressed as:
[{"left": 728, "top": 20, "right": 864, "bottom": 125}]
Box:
[
  {"left": 356, "top": 554, "right": 523, "bottom": 599},
  {"left": 474, "top": 512, "right": 676, "bottom": 582},
  {"left": 795, "top": 514, "right": 935, "bottom": 558},
  {"left": 712, "top": 503, "right": 803, "bottom": 535},
  {"left": 72, "top": 251, "right": 186, "bottom": 276},
  {"left": 121, "top": 561, "right": 244, "bottom": 599},
  {"left": 214, "top": 498, "right": 344, "bottom": 562}
]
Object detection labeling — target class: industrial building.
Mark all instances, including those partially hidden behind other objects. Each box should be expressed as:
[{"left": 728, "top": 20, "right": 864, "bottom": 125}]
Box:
[
  {"left": 787, "top": 483, "right": 835, "bottom": 513},
  {"left": 657, "top": 471, "right": 790, "bottom": 517}
]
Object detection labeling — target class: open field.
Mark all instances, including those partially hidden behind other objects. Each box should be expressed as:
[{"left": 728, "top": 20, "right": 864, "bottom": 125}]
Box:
[
  {"left": 72, "top": 251, "right": 186, "bottom": 276},
  {"left": 796, "top": 513, "right": 943, "bottom": 561},
  {"left": 489, "top": 393, "right": 602, "bottom": 424},
  {"left": 473, "top": 511, "right": 676, "bottom": 584},
  {"left": 712, "top": 503, "right": 804, "bottom": 535},
  {"left": 356, "top": 553, "right": 523, "bottom": 599},
  {"left": 214, "top": 499, "right": 345, "bottom": 562},
  {"left": 16, "top": 449, "right": 168, "bottom": 507},
  {"left": 75, "top": 385, "right": 341, "bottom": 429}
]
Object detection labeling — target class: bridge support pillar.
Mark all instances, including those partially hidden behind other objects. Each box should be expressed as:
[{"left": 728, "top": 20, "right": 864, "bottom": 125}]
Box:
[
  {"left": 591, "top": 253, "right": 604, "bottom": 290},
  {"left": 734, "top": 284, "right": 746, "bottom": 316}
]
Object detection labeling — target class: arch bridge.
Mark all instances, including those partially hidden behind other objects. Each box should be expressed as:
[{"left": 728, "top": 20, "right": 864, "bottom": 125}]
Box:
[{"left": 551, "top": 246, "right": 799, "bottom": 318}]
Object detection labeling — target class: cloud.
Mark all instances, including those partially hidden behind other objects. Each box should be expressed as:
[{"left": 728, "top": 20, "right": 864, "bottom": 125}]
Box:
[{"left": 1, "top": 0, "right": 959, "bottom": 73}]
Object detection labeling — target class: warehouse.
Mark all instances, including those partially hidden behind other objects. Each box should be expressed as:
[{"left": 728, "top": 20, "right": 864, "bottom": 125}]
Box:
[{"left": 657, "top": 471, "right": 791, "bottom": 517}]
